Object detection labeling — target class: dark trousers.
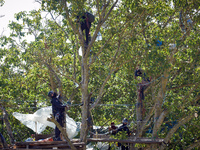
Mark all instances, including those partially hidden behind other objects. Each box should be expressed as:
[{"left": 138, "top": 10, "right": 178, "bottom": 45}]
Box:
[
  {"left": 81, "top": 21, "right": 91, "bottom": 45},
  {"left": 121, "top": 145, "right": 129, "bottom": 150},
  {"left": 118, "top": 143, "right": 129, "bottom": 150},
  {"left": 55, "top": 114, "right": 64, "bottom": 139}
]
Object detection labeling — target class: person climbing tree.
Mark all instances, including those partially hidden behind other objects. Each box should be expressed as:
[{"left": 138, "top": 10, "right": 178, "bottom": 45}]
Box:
[
  {"left": 48, "top": 91, "right": 68, "bottom": 141},
  {"left": 77, "top": 12, "right": 95, "bottom": 46},
  {"left": 135, "top": 68, "right": 151, "bottom": 82},
  {"left": 135, "top": 68, "right": 151, "bottom": 116}
]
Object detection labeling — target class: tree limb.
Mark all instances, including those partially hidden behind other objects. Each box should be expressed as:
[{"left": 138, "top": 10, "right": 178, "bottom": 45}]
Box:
[
  {"left": 47, "top": 114, "right": 77, "bottom": 150},
  {"left": 0, "top": 104, "right": 15, "bottom": 145},
  {"left": 90, "top": 59, "right": 132, "bottom": 109},
  {"left": 137, "top": 104, "right": 155, "bottom": 137},
  {"left": 185, "top": 140, "right": 200, "bottom": 150},
  {"left": 160, "top": 115, "right": 193, "bottom": 150}
]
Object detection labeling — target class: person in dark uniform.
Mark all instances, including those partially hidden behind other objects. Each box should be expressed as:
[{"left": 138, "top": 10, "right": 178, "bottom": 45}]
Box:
[
  {"left": 48, "top": 91, "right": 68, "bottom": 141},
  {"left": 108, "top": 122, "right": 118, "bottom": 150},
  {"left": 77, "top": 12, "right": 95, "bottom": 46},
  {"left": 117, "top": 118, "right": 130, "bottom": 150}
]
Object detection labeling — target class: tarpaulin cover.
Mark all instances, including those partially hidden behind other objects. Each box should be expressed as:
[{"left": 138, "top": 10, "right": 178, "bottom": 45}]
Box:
[{"left": 13, "top": 106, "right": 80, "bottom": 139}]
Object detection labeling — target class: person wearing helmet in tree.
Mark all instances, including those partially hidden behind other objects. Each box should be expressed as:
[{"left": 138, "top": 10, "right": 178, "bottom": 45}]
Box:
[
  {"left": 116, "top": 118, "right": 130, "bottom": 150},
  {"left": 48, "top": 91, "right": 68, "bottom": 141},
  {"left": 135, "top": 68, "right": 150, "bottom": 82},
  {"left": 135, "top": 67, "right": 151, "bottom": 116}
]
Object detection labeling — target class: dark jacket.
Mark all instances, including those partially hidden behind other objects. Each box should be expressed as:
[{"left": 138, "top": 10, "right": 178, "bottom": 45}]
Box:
[
  {"left": 116, "top": 124, "right": 130, "bottom": 148},
  {"left": 117, "top": 124, "right": 130, "bottom": 136},
  {"left": 51, "top": 96, "right": 66, "bottom": 116}
]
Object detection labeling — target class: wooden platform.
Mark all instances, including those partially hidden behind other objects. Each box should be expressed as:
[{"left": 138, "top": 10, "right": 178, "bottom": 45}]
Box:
[
  {"left": 13, "top": 141, "right": 85, "bottom": 150},
  {"left": 7, "top": 137, "right": 164, "bottom": 150}
]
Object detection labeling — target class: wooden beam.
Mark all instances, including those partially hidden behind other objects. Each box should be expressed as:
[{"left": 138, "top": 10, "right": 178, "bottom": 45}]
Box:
[
  {"left": 87, "top": 138, "right": 164, "bottom": 144},
  {"left": 15, "top": 141, "right": 85, "bottom": 146}
]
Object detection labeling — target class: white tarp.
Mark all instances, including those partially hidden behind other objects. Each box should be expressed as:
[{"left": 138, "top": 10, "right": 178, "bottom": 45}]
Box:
[{"left": 13, "top": 106, "right": 80, "bottom": 139}]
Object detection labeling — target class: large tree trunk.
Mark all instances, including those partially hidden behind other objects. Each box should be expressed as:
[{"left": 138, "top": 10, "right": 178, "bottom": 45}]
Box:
[
  {"left": 80, "top": 48, "right": 90, "bottom": 143},
  {"left": 152, "top": 72, "right": 169, "bottom": 138},
  {"left": 136, "top": 86, "right": 142, "bottom": 137},
  {"left": 0, "top": 105, "right": 15, "bottom": 145}
]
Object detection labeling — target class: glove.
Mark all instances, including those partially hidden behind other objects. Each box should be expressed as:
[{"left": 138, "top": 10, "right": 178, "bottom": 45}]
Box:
[{"left": 55, "top": 113, "right": 60, "bottom": 120}]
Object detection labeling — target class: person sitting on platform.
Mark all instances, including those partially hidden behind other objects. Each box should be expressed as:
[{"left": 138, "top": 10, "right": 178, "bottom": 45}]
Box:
[{"left": 109, "top": 122, "right": 118, "bottom": 135}]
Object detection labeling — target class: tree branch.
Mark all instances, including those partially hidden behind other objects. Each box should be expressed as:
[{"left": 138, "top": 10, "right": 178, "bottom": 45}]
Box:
[
  {"left": 0, "top": 104, "right": 15, "bottom": 145},
  {"left": 44, "top": 62, "right": 63, "bottom": 94},
  {"left": 185, "top": 140, "right": 200, "bottom": 150},
  {"left": 170, "top": 83, "right": 197, "bottom": 90},
  {"left": 47, "top": 114, "right": 77, "bottom": 150},
  {"left": 162, "top": 11, "right": 176, "bottom": 29},
  {"left": 160, "top": 115, "right": 193, "bottom": 150},
  {"left": 90, "top": 59, "right": 132, "bottom": 110},
  {"left": 138, "top": 104, "right": 155, "bottom": 137},
  {"left": 152, "top": 109, "right": 168, "bottom": 137}
]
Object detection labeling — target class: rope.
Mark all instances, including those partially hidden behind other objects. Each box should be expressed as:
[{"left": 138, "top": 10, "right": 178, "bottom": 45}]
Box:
[{"left": 1, "top": 75, "right": 169, "bottom": 106}]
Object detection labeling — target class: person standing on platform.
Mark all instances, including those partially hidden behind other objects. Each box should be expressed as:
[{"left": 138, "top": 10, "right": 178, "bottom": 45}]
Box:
[
  {"left": 117, "top": 118, "right": 130, "bottom": 150},
  {"left": 48, "top": 91, "right": 68, "bottom": 141}
]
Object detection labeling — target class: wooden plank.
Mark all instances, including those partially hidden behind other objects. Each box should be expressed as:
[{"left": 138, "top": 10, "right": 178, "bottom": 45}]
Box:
[
  {"left": 15, "top": 141, "right": 85, "bottom": 146},
  {"left": 14, "top": 141, "right": 85, "bottom": 149},
  {"left": 15, "top": 141, "right": 68, "bottom": 146},
  {"left": 91, "top": 134, "right": 110, "bottom": 138},
  {"left": 16, "top": 148, "right": 71, "bottom": 150},
  {"left": 87, "top": 138, "right": 164, "bottom": 144},
  {"left": 28, "top": 145, "right": 70, "bottom": 149},
  {"left": 15, "top": 147, "right": 84, "bottom": 150}
]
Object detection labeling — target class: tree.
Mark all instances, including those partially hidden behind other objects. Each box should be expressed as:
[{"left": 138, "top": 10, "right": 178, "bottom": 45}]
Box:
[{"left": 0, "top": 0, "right": 199, "bottom": 149}]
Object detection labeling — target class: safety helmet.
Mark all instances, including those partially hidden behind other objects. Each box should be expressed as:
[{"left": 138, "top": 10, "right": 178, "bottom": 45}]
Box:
[
  {"left": 135, "top": 68, "right": 143, "bottom": 77},
  {"left": 48, "top": 91, "right": 54, "bottom": 97},
  {"left": 122, "top": 118, "right": 128, "bottom": 124}
]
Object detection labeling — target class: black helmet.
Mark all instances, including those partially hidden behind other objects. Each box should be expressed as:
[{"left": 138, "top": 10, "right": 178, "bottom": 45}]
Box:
[
  {"left": 122, "top": 118, "right": 128, "bottom": 124},
  {"left": 135, "top": 68, "right": 143, "bottom": 77},
  {"left": 48, "top": 91, "right": 54, "bottom": 97}
]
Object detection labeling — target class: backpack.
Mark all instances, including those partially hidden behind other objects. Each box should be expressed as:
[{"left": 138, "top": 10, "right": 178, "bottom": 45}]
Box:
[{"left": 86, "top": 12, "right": 95, "bottom": 22}]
